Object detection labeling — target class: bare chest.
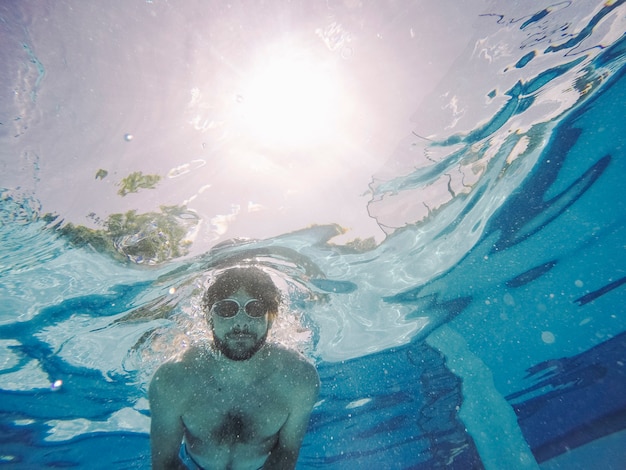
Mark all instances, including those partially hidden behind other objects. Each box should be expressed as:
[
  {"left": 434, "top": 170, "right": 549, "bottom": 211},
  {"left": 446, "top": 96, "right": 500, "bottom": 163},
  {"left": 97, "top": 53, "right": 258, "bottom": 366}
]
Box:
[{"left": 181, "top": 386, "right": 289, "bottom": 448}]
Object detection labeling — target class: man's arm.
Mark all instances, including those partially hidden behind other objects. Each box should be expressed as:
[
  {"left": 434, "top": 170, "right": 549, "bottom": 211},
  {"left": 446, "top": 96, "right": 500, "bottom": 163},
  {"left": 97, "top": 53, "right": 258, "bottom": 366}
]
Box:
[
  {"left": 149, "top": 363, "right": 187, "bottom": 470},
  {"left": 263, "top": 362, "right": 320, "bottom": 470}
]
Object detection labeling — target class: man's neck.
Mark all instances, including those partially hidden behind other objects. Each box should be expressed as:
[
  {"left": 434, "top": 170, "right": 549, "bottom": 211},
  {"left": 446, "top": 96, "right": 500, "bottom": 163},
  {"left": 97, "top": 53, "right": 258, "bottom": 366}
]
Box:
[{"left": 212, "top": 342, "right": 269, "bottom": 379}]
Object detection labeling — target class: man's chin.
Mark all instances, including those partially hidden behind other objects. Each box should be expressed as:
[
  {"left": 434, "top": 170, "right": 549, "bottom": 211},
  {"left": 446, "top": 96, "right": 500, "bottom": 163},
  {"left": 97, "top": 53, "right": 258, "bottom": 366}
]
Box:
[{"left": 214, "top": 335, "right": 266, "bottom": 361}]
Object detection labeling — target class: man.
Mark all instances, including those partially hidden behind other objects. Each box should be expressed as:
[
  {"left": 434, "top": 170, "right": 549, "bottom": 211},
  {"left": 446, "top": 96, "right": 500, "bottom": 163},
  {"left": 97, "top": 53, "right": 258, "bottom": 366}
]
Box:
[{"left": 149, "top": 266, "right": 320, "bottom": 470}]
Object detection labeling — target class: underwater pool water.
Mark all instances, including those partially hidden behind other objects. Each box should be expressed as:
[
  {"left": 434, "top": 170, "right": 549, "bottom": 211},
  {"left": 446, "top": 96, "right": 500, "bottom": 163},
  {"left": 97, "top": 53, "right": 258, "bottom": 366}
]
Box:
[{"left": 1, "top": 1, "right": 626, "bottom": 469}]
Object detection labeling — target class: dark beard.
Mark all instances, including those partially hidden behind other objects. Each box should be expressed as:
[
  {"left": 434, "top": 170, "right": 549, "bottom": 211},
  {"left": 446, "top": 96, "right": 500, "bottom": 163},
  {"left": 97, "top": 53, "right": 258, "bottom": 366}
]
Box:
[{"left": 212, "top": 330, "right": 268, "bottom": 361}]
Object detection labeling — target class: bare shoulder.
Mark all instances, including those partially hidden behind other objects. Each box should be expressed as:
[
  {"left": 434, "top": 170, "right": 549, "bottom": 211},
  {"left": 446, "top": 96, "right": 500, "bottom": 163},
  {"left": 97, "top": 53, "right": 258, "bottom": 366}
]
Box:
[
  {"left": 266, "top": 344, "right": 320, "bottom": 394},
  {"left": 149, "top": 346, "right": 213, "bottom": 396}
]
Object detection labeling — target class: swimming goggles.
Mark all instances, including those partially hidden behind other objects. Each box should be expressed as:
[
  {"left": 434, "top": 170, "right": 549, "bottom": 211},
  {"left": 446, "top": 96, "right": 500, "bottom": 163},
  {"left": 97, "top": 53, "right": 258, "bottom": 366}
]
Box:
[{"left": 210, "top": 298, "right": 268, "bottom": 319}]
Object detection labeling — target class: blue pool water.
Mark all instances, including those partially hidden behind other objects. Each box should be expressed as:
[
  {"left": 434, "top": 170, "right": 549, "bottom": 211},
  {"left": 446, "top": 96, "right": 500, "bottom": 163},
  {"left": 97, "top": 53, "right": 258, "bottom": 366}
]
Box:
[{"left": 1, "top": 1, "right": 625, "bottom": 469}]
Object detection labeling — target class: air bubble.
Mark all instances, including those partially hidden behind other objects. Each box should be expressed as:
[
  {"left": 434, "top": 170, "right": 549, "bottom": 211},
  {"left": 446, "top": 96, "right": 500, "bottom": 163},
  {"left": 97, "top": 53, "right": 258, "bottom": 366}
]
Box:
[
  {"left": 541, "top": 331, "right": 555, "bottom": 344},
  {"left": 50, "top": 379, "right": 63, "bottom": 391}
]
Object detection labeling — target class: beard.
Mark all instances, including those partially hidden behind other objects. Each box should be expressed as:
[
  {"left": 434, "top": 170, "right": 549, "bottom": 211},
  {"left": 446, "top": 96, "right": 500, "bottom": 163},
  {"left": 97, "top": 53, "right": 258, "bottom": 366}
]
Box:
[{"left": 212, "top": 329, "right": 268, "bottom": 361}]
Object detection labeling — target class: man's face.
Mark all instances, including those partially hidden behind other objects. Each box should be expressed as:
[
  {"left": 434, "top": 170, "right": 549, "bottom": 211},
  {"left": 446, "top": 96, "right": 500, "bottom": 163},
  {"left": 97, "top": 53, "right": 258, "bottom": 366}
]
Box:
[{"left": 209, "top": 288, "right": 270, "bottom": 361}]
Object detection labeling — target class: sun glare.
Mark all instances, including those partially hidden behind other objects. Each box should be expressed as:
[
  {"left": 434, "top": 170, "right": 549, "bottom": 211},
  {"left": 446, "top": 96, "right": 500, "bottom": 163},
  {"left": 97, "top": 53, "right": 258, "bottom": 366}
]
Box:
[{"left": 237, "top": 44, "right": 343, "bottom": 149}]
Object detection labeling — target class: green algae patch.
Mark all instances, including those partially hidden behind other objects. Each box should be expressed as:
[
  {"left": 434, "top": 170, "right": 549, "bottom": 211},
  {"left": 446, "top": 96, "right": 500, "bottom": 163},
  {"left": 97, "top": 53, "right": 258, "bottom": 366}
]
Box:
[
  {"left": 57, "top": 205, "right": 199, "bottom": 264},
  {"left": 117, "top": 171, "right": 161, "bottom": 196},
  {"left": 95, "top": 169, "right": 108, "bottom": 180}
]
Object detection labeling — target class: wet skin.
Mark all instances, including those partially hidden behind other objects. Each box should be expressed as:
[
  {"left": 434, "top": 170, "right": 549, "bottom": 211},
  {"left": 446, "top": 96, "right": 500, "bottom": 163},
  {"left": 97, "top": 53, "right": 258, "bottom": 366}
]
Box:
[{"left": 149, "top": 289, "right": 320, "bottom": 470}]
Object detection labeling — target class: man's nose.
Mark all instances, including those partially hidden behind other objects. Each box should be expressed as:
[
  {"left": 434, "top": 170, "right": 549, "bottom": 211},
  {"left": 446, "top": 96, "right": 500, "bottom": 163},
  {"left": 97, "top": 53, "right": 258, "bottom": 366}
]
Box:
[{"left": 233, "top": 314, "right": 250, "bottom": 329}]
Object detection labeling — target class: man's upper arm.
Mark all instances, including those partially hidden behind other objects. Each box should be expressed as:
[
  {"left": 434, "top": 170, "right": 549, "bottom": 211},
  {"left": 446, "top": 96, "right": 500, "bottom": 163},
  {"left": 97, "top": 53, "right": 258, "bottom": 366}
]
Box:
[
  {"left": 149, "top": 364, "right": 186, "bottom": 470},
  {"left": 266, "top": 362, "right": 320, "bottom": 468}
]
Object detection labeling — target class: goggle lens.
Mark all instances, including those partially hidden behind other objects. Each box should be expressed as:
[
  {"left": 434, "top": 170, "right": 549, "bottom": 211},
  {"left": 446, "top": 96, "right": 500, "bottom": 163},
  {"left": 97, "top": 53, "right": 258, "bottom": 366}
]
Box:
[
  {"left": 211, "top": 299, "right": 267, "bottom": 318},
  {"left": 244, "top": 300, "right": 267, "bottom": 318}
]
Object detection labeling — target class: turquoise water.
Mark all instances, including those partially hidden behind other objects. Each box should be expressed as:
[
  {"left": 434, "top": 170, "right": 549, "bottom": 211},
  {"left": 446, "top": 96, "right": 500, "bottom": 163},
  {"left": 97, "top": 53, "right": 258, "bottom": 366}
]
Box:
[{"left": 1, "top": 1, "right": 625, "bottom": 469}]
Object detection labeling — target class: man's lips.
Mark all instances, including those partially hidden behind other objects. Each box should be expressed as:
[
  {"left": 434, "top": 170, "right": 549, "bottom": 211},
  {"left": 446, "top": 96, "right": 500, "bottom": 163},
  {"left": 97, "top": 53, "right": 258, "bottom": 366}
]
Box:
[{"left": 227, "top": 332, "right": 255, "bottom": 340}]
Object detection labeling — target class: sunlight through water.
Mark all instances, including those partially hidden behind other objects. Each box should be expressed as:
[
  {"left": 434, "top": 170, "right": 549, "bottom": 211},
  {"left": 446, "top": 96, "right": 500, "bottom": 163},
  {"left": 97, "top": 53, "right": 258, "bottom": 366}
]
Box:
[
  {"left": 1, "top": 0, "right": 625, "bottom": 468},
  {"left": 236, "top": 41, "right": 345, "bottom": 149}
]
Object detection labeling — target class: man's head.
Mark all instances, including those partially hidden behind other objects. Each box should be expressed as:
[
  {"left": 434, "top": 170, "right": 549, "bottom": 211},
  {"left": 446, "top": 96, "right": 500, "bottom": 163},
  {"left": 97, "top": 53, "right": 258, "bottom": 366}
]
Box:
[{"left": 202, "top": 266, "right": 281, "bottom": 360}]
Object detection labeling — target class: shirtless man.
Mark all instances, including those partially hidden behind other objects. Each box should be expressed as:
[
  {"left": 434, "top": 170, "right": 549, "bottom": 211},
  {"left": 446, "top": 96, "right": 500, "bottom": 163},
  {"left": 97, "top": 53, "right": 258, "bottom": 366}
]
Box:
[{"left": 149, "top": 266, "right": 320, "bottom": 470}]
